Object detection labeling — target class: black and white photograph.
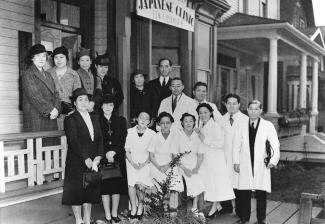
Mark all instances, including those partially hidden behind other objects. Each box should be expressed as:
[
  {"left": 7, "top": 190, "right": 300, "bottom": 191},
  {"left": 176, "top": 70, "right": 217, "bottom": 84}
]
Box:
[{"left": 1, "top": 0, "right": 325, "bottom": 223}]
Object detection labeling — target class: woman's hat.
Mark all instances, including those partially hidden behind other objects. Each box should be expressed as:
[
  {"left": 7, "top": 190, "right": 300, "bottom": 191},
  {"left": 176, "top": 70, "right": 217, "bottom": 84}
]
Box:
[
  {"left": 52, "top": 46, "right": 69, "bottom": 61},
  {"left": 102, "top": 94, "right": 115, "bottom": 104},
  {"left": 131, "top": 70, "right": 147, "bottom": 81},
  {"left": 28, "top": 44, "right": 52, "bottom": 57},
  {"left": 94, "top": 51, "right": 110, "bottom": 66},
  {"left": 77, "top": 47, "right": 92, "bottom": 60},
  {"left": 70, "top": 88, "right": 90, "bottom": 102}
]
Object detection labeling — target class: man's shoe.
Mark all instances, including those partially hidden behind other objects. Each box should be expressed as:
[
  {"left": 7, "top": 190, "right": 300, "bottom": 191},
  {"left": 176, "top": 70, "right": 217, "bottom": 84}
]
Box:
[{"left": 255, "top": 221, "right": 267, "bottom": 224}]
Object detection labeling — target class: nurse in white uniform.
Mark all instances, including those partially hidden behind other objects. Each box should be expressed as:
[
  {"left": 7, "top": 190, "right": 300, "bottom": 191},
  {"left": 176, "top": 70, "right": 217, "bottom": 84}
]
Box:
[
  {"left": 178, "top": 112, "right": 205, "bottom": 215},
  {"left": 125, "top": 112, "right": 156, "bottom": 219},
  {"left": 196, "top": 103, "right": 235, "bottom": 218},
  {"left": 148, "top": 112, "right": 183, "bottom": 210}
]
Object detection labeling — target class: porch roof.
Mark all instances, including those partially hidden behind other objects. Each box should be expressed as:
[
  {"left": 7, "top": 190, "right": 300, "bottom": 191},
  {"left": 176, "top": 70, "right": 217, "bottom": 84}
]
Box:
[{"left": 218, "top": 13, "right": 325, "bottom": 59}]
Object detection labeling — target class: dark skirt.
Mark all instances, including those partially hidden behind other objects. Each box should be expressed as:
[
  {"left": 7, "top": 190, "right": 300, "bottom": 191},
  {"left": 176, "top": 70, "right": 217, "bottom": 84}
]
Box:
[
  {"left": 100, "top": 161, "right": 128, "bottom": 195},
  {"left": 62, "top": 165, "right": 101, "bottom": 205}
]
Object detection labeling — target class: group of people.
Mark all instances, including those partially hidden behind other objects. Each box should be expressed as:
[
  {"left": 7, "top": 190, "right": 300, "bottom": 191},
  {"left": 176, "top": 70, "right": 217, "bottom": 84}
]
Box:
[{"left": 21, "top": 44, "right": 280, "bottom": 224}]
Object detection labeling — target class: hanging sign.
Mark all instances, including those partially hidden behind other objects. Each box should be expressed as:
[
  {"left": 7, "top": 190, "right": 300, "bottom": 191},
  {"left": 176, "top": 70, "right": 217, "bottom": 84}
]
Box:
[{"left": 136, "top": 0, "right": 195, "bottom": 32}]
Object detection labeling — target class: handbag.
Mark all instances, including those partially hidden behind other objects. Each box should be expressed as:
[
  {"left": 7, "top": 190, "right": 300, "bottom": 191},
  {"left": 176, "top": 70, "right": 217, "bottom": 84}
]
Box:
[
  {"left": 99, "top": 159, "right": 122, "bottom": 180},
  {"left": 264, "top": 139, "right": 274, "bottom": 166},
  {"left": 61, "top": 101, "right": 74, "bottom": 115},
  {"left": 82, "top": 169, "right": 102, "bottom": 189}
]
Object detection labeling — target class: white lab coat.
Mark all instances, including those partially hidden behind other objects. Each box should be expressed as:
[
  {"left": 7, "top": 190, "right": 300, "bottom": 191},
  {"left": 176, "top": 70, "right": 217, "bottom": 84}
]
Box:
[
  {"left": 194, "top": 99, "right": 223, "bottom": 126},
  {"left": 158, "top": 93, "right": 197, "bottom": 131},
  {"left": 199, "top": 118, "right": 235, "bottom": 202},
  {"left": 125, "top": 126, "right": 156, "bottom": 187},
  {"left": 220, "top": 111, "right": 248, "bottom": 187},
  {"left": 233, "top": 118, "right": 280, "bottom": 193}
]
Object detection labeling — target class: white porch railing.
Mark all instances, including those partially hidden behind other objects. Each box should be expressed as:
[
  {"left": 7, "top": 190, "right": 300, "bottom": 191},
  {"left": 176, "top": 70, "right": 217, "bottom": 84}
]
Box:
[{"left": 0, "top": 131, "right": 67, "bottom": 193}]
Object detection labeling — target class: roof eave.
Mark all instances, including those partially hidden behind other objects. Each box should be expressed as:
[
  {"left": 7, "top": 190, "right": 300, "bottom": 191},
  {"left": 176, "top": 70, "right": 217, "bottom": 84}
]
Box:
[{"left": 218, "top": 23, "right": 325, "bottom": 56}]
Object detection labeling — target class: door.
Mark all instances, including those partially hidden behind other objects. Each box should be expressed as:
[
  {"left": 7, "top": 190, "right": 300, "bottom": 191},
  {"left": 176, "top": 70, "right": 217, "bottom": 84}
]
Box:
[{"left": 41, "top": 26, "right": 81, "bottom": 70}]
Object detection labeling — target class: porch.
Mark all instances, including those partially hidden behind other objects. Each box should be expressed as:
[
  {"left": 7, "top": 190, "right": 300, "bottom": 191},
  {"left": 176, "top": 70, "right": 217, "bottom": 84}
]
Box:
[
  {"left": 217, "top": 13, "right": 325, "bottom": 161},
  {"left": 0, "top": 192, "right": 322, "bottom": 224}
]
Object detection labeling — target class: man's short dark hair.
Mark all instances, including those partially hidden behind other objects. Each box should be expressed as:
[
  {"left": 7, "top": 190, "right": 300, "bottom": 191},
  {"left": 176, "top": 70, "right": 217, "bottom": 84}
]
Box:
[
  {"left": 158, "top": 58, "right": 172, "bottom": 67},
  {"left": 225, "top": 93, "right": 241, "bottom": 104},
  {"left": 171, "top": 77, "right": 183, "bottom": 85},
  {"left": 193, "top": 82, "right": 208, "bottom": 90}
]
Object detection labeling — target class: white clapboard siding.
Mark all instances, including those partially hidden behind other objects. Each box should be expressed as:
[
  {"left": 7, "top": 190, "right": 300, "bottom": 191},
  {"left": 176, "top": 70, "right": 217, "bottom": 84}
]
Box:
[
  {"left": 0, "top": 0, "right": 34, "bottom": 134},
  {"left": 221, "top": 0, "right": 239, "bottom": 22}
]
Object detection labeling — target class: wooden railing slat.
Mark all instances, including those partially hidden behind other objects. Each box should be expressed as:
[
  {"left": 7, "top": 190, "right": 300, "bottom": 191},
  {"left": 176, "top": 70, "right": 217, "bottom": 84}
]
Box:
[{"left": 0, "top": 130, "right": 65, "bottom": 141}]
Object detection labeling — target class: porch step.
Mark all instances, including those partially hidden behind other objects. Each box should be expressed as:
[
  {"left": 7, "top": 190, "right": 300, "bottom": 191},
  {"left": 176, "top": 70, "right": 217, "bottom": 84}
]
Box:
[
  {"left": 316, "top": 132, "right": 325, "bottom": 142},
  {"left": 0, "top": 180, "right": 63, "bottom": 208}
]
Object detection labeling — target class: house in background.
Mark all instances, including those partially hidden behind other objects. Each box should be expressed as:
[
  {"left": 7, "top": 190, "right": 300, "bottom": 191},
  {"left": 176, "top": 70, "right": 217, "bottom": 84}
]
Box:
[{"left": 216, "top": 0, "right": 325, "bottom": 161}]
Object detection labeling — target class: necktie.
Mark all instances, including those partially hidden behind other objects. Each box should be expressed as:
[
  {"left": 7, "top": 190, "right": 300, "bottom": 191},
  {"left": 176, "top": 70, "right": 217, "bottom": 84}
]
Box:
[
  {"left": 172, "top": 96, "right": 177, "bottom": 112},
  {"left": 162, "top": 78, "right": 166, "bottom": 87},
  {"left": 251, "top": 121, "right": 255, "bottom": 129},
  {"left": 229, "top": 115, "right": 234, "bottom": 126}
]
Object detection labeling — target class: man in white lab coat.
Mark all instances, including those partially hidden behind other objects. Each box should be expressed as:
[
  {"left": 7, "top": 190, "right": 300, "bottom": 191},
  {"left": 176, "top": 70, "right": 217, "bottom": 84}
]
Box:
[
  {"left": 158, "top": 77, "right": 197, "bottom": 131},
  {"left": 233, "top": 100, "right": 280, "bottom": 224},
  {"left": 220, "top": 94, "right": 248, "bottom": 215},
  {"left": 192, "top": 82, "right": 223, "bottom": 125}
]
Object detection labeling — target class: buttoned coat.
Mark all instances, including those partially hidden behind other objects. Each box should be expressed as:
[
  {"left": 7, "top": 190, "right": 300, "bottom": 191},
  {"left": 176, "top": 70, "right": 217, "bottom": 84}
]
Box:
[
  {"left": 158, "top": 93, "right": 197, "bottom": 130},
  {"left": 232, "top": 118, "right": 280, "bottom": 192},
  {"left": 62, "top": 111, "right": 104, "bottom": 205},
  {"left": 21, "top": 64, "right": 61, "bottom": 132},
  {"left": 220, "top": 111, "right": 248, "bottom": 187}
]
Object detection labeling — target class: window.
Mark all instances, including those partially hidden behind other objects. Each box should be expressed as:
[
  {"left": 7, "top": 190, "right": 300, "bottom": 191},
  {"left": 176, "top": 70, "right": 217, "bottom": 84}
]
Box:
[
  {"left": 299, "top": 17, "right": 305, "bottom": 29},
  {"left": 261, "top": 1, "right": 267, "bottom": 18},
  {"left": 243, "top": 0, "right": 248, "bottom": 14},
  {"left": 40, "top": 0, "right": 80, "bottom": 28}
]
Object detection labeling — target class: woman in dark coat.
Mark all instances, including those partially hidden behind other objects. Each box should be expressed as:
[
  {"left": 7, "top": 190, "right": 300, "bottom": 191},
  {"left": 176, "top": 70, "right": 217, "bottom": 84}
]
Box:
[
  {"left": 21, "top": 44, "right": 60, "bottom": 132},
  {"left": 100, "top": 94, "right": 128, "bottom": 223},
  {"left": 130, "top": 70, "right": 159, "bottom": 128},
  {"left": 62, "top": 88, "right": 103, "bottom": 224},
  {"left": 94, "top": 52, "right": 124, "bottom": 114}
]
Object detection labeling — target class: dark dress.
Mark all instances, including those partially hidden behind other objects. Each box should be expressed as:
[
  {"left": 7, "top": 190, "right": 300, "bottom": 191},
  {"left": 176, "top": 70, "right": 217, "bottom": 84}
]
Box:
[
  {"left": 62, "top": 111, "right": 104, "bottom": 205},
  {"left": 101, "top": 75, "right": 124, "bottom": 113},
  {"left": 100, "top": 115, "right": 128, "bottom": 195},
  {"left": 21, "top": 64, "right": 61, "bottom": 132},
  {"left": 130, "top": 84, "right": 160, "bottom": 121}
]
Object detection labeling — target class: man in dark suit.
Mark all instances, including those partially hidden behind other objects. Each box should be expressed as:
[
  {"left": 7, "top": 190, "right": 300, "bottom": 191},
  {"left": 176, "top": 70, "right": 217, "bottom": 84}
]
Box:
[{"left": 148, "top": 58, "right": 173, "bottom": 105}]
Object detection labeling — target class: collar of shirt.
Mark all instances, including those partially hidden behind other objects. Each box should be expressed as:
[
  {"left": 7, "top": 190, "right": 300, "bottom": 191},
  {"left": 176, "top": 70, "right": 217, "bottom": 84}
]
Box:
[
  {"left": 159, "top": 76, "right": 169, "bottom": 85},
  {"left": 228, "top": 111, "right": 240, "bottom": 120}
]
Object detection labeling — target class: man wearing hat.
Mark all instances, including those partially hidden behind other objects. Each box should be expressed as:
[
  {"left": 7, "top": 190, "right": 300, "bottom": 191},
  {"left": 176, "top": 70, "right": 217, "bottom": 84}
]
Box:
[
  {"left": 76, "top": 47, "right": 102, "bottom": 113},
  {"left": 21, "top": 43, "right": 61, "bottom": 133},
  {"left": 94, "top": 52, "right": 124, "bottom": 114}
]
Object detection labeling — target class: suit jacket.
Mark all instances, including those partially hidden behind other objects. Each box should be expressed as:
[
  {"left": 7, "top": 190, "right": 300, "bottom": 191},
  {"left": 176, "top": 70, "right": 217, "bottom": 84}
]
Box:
[
  {"left": 233, "top": 117, "right": 280, "bottom": 192},
  {"left": 148, "top": 77, "right": 172, "bottom": 103},
  {"left": 21, "top": 64, "right": 61, "bottom": 132},
  {"left": 158, "top": 93, "right": 197, "bottom": 130},
  {"left": 64, "top": 111, "right": 104, "bottom": 166}
]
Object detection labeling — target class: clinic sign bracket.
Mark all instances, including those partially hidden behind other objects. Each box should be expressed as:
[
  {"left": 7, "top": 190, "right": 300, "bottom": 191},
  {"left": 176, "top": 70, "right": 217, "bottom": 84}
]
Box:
[{"left": 136, "top": 0, "right": 195, "bottom": 32}]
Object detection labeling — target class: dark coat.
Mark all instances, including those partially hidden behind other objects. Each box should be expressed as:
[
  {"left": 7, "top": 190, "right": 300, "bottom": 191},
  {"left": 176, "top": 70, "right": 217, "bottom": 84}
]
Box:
[
  {"left": 148, "top": 77, "right": 172, "bottom": 104},
  {"left": 62, "top": 111, "right": 104, "bottom": 205},
  {"left": 130, "top": 84, "right": 160, "bottom": 120},
  {"left": 101, "top": 75, "right": 124, "bottom": 112},
  {"left": 100, "top": 114, "right": 128, "bottom": 195},
  {"left": 21, "top": 64, "right": 61, "bottom": 132}
]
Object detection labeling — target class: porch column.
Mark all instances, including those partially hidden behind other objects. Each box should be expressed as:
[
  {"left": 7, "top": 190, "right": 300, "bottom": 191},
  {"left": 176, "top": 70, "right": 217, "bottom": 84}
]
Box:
[
  {"left": 116, "top": 0, "right": 131, "bottom": 118},
  {"left": 267, "top": 38, "right": 278, "bottom": 115},
  {"left": 310, "top": 59, "right": 319, "bottom": 133},
  {"left": 299, "top": 54, "right": 307, "bottom": 109}
]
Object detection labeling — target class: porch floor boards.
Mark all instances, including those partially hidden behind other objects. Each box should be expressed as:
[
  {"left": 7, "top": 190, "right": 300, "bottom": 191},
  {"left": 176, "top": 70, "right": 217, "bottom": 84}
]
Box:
[{"left": 0, "top": 191, "right": 323, "bottom": 224}]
